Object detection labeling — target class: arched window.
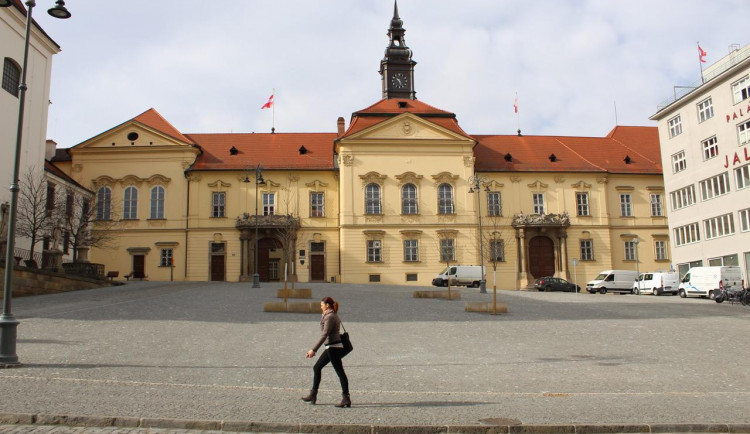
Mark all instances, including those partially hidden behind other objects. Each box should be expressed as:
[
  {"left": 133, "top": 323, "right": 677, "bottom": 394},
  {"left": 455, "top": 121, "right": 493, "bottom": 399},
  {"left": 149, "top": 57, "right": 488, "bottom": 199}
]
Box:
[
  {"left": 365, "top": 183, "right": 381, "bottom": 214},
  {"left": 150, "top": 186, "right": 165, "bottom": 219},
  {"left": 401, "top": 183, "right": 418, "bottom": 214},
  {"left": 2, "top": 58, "right": 20, "bottom": 97},
  {"left": 438, "top": 183, "right": 454, "bottom": 214},
  {"left": 123, "top": 186, "right": 138, "bottom": 219},
  {"left": 96, "top": 186, "right": 111, "bottom": 220}
]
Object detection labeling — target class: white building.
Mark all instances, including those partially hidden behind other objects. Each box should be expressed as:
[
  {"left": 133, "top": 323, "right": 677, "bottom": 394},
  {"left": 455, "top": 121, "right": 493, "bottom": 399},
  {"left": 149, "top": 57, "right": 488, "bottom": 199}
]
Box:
[
  {"left": 1, "top": 1, "right": 61, "bottom": 256},
  {"left": 650, "top": 44, "right": 750, "bottom": 282}
]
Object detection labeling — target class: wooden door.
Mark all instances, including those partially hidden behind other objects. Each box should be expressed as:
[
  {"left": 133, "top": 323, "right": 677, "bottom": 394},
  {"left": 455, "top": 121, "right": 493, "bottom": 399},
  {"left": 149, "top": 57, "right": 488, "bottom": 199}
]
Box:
[
  {"left": 528, "top": 236, "right": 555, "bottom": 278},
  {"left": 310, "top": 255, "right": 325, "bottom": 281},
  {"left": 211, "top": 255, "right": 225, "bottom": 281},
  {"left": 133, "top": 255, "right": 145, "bottom": 278}
]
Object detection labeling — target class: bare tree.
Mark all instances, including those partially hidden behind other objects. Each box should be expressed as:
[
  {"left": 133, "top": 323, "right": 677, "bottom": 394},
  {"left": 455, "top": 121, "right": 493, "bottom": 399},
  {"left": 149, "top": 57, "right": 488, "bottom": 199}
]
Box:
[
  {"left": 16, "top": 168, "right": 58, "bottom": 264},
  {"left": 59, "top": 185, "right": 119, "bottom": 262},
  {"left": 277, "top": 175, "right": 300, "bottom": 294}
]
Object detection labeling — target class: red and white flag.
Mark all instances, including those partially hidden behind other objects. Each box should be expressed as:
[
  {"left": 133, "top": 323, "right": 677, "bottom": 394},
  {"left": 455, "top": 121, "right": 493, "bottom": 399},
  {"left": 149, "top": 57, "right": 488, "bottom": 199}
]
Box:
[
  {"left": 261, "top": 94, "right": 274, "bottom": 109},
  {"left": 513, "top": 95, "right": 518, "bottom": 113},
  {"left": 698, "top": 45, "right": 707, "bottom": 63}
]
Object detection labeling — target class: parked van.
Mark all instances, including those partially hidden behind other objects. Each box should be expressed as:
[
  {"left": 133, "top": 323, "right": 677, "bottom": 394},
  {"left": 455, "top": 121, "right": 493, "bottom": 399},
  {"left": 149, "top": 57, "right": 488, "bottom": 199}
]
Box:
[
  {"left": 633, "top": 271, "right": 680, "bottom": 296},
  {"left": 678, "top": 266, "right": 743, "bottom": 299},
  {"left": 586, "top": 270, "right": 639, "bottom": 294},
  {"left": 432, "top": 266, "right": 484, "bottom": 288}
]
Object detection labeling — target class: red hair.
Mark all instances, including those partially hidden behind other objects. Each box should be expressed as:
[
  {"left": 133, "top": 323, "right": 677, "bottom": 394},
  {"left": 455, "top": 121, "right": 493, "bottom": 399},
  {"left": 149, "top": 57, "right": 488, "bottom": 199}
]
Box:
[{"left": 321, "top": 296, "right": 338, "bottom": 313}]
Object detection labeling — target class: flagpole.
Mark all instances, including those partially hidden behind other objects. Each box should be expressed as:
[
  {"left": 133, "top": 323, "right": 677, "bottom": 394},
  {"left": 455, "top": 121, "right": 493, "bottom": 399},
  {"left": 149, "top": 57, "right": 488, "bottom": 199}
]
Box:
[
  {"left": 272, "top": 88, "right": 276, "bottom": 133},
  {"left": 698, "top": 42, "right": 705, "bottom": 83},
  {"left": 515, "top": 92, "right": 521, "bottom": 136}
]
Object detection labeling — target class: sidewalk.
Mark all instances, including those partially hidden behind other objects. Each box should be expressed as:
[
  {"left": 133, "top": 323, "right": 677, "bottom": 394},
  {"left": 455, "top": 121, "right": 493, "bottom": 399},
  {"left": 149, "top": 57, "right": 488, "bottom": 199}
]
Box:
[{"left": 1, "top": 281, "right": 749, "bottom": 433}]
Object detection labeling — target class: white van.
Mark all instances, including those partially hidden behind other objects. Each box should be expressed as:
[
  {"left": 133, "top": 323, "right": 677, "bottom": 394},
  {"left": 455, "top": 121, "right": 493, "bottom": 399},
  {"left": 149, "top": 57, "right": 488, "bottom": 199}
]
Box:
[
  {"left": 586, "top": 270, "right": 639, "bottom": 294},
  {"left": 432, "top": 266, "right": 484, "bottom": 288},
  {"left": 633, "top": 271, "right": 680, "bottom": 296},
  {"left": 678, "top": 266, "right": 743, "bottom": 299}
]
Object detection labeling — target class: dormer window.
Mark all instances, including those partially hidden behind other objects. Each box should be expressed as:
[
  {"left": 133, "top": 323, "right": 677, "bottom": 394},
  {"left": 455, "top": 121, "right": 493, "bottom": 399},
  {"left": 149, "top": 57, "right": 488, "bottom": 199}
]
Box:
[
  {"left": 229, "top": 146, "right": 238, "bottom": 155},
  {"left": 299, "top": 146, "right": 308, "bottom": 155}
]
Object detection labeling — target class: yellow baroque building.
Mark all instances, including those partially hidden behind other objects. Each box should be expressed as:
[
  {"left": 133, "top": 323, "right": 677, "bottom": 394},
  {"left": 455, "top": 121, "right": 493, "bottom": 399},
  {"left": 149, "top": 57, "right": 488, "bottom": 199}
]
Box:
[{"left": 52, "top": 7, "right": 669, "bottom": 288}]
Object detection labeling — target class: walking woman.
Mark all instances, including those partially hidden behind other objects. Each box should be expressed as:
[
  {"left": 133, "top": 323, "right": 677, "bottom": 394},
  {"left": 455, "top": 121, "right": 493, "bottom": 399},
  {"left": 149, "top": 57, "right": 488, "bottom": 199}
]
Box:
[{"left": 302, "top": 296, "right": 350, "bottom": 407}]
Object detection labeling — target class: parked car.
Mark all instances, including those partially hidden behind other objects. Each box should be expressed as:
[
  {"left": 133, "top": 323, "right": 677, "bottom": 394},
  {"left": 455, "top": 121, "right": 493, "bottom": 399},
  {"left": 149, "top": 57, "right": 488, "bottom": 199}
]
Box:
[
  {"left": 432, "top": 265, "right": 484, "bottom": 288},
  {"left": 632, "top": 271, "right": 680, "bottom": 296},
  {"left": 586, "top": 269, "right": 639, "bottom": 294},
  {"left": 534, "top": 276, "right": 580, "bottom": 292}
]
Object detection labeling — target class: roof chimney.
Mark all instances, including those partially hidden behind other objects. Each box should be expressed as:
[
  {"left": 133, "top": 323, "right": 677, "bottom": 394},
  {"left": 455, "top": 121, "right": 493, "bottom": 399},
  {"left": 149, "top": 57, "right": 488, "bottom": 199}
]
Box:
[
  {"left": 45, "top": 140, "right": 57, "bottom": 161},
  {"left": 337, "top": 117, "right": 345, "bottom": 136}
]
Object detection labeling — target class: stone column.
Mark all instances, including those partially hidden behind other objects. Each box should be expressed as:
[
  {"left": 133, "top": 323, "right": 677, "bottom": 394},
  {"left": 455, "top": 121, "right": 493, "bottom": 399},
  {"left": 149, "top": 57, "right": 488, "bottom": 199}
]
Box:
[
  {"left": 517, "top": 228, "right": 528, "bottom": 288},
  {"left": 560, "top": 231, "right": 569, "bottom": 279}
]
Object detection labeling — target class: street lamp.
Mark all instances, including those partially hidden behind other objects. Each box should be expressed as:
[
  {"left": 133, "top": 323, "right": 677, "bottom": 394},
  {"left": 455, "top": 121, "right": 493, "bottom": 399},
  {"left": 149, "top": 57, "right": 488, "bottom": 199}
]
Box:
[
  {"left": 633, "top": 237, "right": 640, "bottom": 294},
  {"left": 1, "top": 0, "right": 72, "bottom": 366},
  {"left": 468, "top": 175, "right": 490, "bottom": 294},
  {"left": 252, "top": 165, "right": 265, "bottom": 288}
]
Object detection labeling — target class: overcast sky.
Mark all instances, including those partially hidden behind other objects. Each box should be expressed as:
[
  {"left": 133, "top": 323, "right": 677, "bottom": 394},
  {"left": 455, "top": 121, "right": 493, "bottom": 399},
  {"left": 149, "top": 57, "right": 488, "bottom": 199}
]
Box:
[{"left": 38, "top": 0, "right": 748, "bottom": 148}]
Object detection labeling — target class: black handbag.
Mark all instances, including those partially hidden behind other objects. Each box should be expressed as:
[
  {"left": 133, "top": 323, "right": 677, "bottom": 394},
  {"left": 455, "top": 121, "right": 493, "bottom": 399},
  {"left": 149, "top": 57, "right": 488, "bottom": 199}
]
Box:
[{"left": 340, "top": 322, "right": 353, "bottom": 357}]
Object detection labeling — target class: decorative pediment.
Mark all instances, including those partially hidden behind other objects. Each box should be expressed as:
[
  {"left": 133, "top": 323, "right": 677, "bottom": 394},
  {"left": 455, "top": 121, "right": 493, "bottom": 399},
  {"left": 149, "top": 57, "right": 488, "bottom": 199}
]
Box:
[
  {"left": 305, "top": 179, "right": 329, "bottom": 190},
  {"left": 360, "top": 171, "right": 387, "bottom": 186},
  {"left": 92, "top": 175, "right": 116, "bottom": 187},
  {"left": 346, "top": 113, "right": 472, "bottom": 142},
  {"left": 527, "top": 180, "right": 548, "bottom": 190},
  {"left": 436, "top": 229, "right": 458, "bottom": 238},
  {"left": 146, "top": 174, "right": 171, "bottom": 186},
  {"left": 431, "top": 172, "right": 458, "bottom": 186},
  {"left": 363, "top": 230, "right": 386, "bottom": 240},
  {"left": 261, "top": 179, "right": 282, "bottom": 190},
  {"left": 647, "top": 186, "right": 665, "bottom": 191},
  {"left": 395, "top": 171, "right": 423, "bottom": 186},
  {"left": 615, "top": 185, "right": 634, "bottom": 191},
  {"left": 571, "top": 180, "right": 592, "bottom": 189},
  {"left": 208, "top": 180, "right": 231, "bottom": 191},
  {"left": 399, "top": 230, "right": 423, "bottom": 238},
  {"left": 121, "top": 175, "right": 143, "bottom": 186},
  {"left": 487, "top": 180, "right": 504, "bottom": 189}
]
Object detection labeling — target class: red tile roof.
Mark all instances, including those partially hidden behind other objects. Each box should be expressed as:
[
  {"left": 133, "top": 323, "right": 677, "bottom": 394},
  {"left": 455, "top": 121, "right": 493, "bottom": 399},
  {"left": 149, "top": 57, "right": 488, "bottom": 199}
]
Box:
[
  {"left": 473, "top": 126, "right": 661, "bottom": 174},
  {"left": 187, "top": 133, "right": 338, "bottom": 171},
  {"left": 340, "top": 99, "right": 471, "bottom": 138},
  {"left": 133, "top": 108, "right": 192, "bottom": 144}
]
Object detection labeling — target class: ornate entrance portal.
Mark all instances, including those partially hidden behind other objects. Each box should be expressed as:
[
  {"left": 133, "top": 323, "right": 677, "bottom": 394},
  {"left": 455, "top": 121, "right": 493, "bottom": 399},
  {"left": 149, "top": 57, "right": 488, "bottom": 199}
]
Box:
[
  {"left": 236, "top": 214, "right": 300, "bottom": 283},
  {"left": 528, "top": 236, "right": 555, "bottom": 278}
]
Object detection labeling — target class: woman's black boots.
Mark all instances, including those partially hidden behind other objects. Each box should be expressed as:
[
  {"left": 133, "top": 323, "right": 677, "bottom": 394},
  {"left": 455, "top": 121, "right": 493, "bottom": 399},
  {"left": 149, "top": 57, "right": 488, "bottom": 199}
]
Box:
[
  {"left": 301, "top": 389, "right": 317, "bottom": 405},
  {"left": 335, "top": 393, "right": 351, "bottom": 408}
]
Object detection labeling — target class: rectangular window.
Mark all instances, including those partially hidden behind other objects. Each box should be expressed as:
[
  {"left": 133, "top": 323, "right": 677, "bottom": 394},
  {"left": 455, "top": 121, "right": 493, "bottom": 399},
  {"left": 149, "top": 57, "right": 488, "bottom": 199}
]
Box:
[
  {"left": 624, "top": 241, "right": 636, "bottom": 261},
  {"left": 440, "top": 239, "right": 455, "bottom": 262},
  {"left": 160, "top": 248, "right": 173, "bottom": 267},
  {"left": 668, "top": 115, "right": 682, "bottom": 138},
  {"left": 406, "top": 273, "right": 418, "bottom": 282},
  {"left": 672, "top": 150, "right": 687, "bottom": 173},
  {"left": 702, "top": 136, "right": 719, "bottom": 161},
  {"left": 310, "top": 192, "right": 324, "bottom": 217},
  {"left": 620, "top": 194, "right": 632, "bottom": 217},
  {"left": 532, "top": 193, "right": 545, "bottom": 214},
  {"left": 212, "top": 192, "right": 226, "bottom": 217},
  {"left": 650, "top": 194, "right": 663, "bottom": 217},
  {"left": 704, "top": 213, "right": 735, "bottom": 240},
  {"left": 263, "top": 193, "right": 275, "bottom": 216},
  {"left": 576, "top": 192, "right": 590, "bottom": 216},
  {"left": 487, "top": 192, "right": 501, "bottom": 216},
  {"left": 697, "top": 97, "right": 714, "bottom": 123},
  {"left": 403, "top": 239, "right": 419, "bottom": 262},
  {"left": 736, "top": 164, "right": 750, "bottom": 190},
  {"left": 740, "top": 208, "right": 750, "bottom": 232},
  {"left": 739, "top": 120, "right": 750, "bottom": 146},
  {"left": 732, "top": 75, "right": 750, "bottom": 104},
  {"left": 490, "top": 240, "right": 505, "bottom": 262},
  {"left": 2, "top": 58, "right": 20, "bottom": 97},
  {"left": 699, "top": 172, "right": 730, "bottom": 201},
  {"left": 367, "top": 240, "right": 382, "bottom": 262},
  {"left": 580, "top": 240, "right": 593, "bottom": 261},
  {"left": 655, "top": 241, "right": 667, "bottom": 261},
  {"left": 670, "top": 185, "right": 696, "bottom": 210},
  {"left": 673, "top": 222, "right": 701, "bottom": 246}
]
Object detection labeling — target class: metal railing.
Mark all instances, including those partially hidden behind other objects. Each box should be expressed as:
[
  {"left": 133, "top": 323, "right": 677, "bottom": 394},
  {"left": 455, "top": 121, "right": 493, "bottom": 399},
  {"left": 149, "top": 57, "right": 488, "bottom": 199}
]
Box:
[{"left": 656, "top": 47, "right": 750, "bottom": 111}]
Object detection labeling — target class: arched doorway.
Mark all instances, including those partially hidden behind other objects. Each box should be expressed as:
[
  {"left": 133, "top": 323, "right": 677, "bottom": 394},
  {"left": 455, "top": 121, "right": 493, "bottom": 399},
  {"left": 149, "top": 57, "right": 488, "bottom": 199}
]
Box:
[{"left": 528, "top": 236, "right": 555, "bottom": 278}]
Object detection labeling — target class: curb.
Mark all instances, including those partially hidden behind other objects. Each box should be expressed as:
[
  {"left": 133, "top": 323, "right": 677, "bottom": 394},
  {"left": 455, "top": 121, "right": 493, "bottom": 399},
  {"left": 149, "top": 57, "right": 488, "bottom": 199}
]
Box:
[{"left": 1, "top": 413, "right": 750, "bottom": 433}]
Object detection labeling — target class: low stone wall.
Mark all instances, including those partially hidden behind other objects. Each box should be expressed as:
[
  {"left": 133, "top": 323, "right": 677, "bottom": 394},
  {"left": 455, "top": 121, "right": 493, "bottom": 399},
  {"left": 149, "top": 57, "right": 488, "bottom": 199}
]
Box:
[{"left": 0, "top": 265, "right": 119, "bottom": 298}]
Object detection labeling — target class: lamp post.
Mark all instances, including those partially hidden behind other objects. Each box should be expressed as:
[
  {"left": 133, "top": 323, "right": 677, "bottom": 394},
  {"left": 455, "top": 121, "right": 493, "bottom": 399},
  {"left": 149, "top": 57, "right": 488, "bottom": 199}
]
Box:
[
  {"left": 1, "top": 0, "right": 71, "bottom": 366},
  {"left": 633, "top": 237, "right": 640, "bottom": 294},
  {"left": 252, "top": 165, "right": 265, "bottom": 288},
  {"left": 468, "top": 175, "right": 490, "bottom": 294}
]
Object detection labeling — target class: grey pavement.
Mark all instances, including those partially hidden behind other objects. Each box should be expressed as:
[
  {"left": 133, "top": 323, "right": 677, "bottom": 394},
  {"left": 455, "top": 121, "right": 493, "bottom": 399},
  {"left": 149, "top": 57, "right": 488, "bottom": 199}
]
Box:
[{"left": 1, "top": 281, "right": 750, "bottom": 433}]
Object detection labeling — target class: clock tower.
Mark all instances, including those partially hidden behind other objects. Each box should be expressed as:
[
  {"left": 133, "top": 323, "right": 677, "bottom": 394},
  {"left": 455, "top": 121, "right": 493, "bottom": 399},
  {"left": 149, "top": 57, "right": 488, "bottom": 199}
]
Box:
[{"left": 380, "top": 1, "right": 417, "bottom": 100}]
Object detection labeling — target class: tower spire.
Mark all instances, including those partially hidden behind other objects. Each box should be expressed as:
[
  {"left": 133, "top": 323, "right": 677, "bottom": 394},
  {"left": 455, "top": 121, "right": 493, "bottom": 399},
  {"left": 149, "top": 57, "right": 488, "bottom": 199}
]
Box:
[{"left": 380, "top": 0, "right": 416, "bottom": 99}]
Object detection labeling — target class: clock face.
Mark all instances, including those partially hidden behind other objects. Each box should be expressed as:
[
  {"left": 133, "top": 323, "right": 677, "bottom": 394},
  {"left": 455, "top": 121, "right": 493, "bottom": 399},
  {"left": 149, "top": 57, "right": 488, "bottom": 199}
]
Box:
[{"left": 391, "top": 73, "right": 408, "bottom": 89}]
